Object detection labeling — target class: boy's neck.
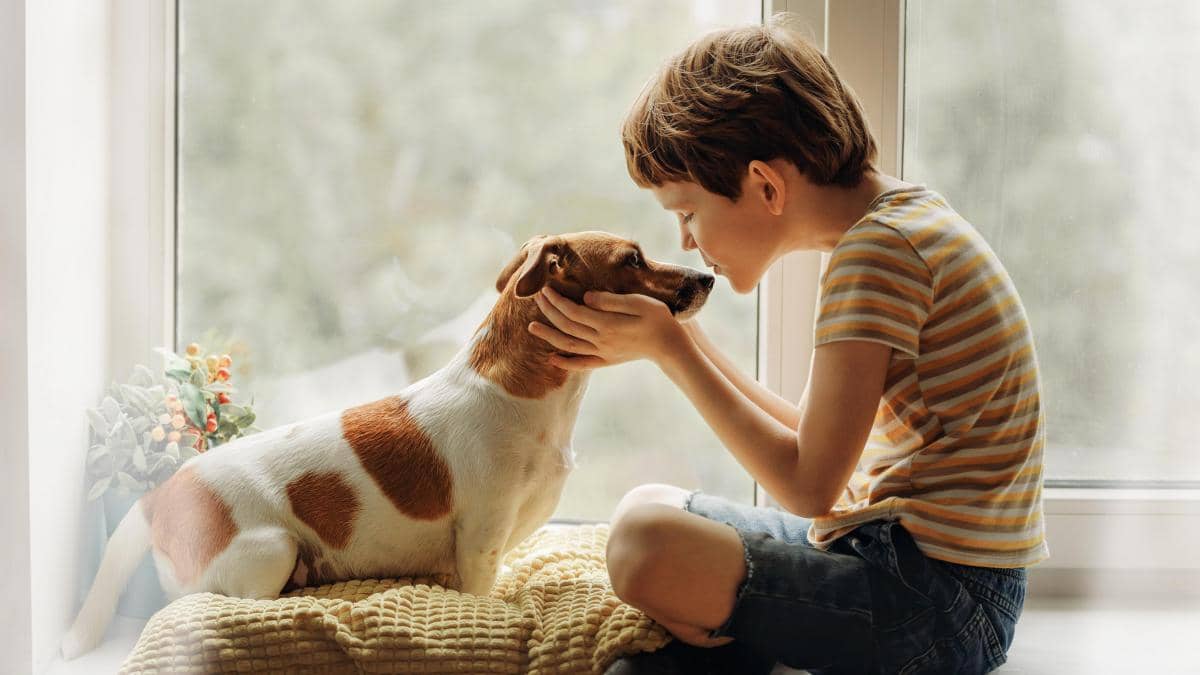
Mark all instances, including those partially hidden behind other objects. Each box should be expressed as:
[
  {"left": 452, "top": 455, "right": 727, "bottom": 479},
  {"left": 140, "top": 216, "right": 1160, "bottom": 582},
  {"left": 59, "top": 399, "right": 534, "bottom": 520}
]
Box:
[{"left": 787, "top": 171, "right": 918, "bottom": 253}]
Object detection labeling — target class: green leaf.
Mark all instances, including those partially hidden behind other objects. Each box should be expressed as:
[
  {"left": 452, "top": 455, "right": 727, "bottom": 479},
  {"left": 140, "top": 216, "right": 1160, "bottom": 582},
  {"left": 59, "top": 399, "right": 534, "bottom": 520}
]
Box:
[
  {"left": 132, "top": 445, "right": 147, "bottom": 473},
  {"left": 150, "top": 454, "right": 177, "bottom": 475},
  {"left": 119, "top": 414, "right": 138, "bottom": 447},
  {"left": 86, "top": 409, "right": 109, "bottom": 438},
  {"left": 164, "top": 441, "right": 180, "bottom": 460},
  {"left": 118, "top": 384, "right": 142, "bottom": 411},
  {"left": 116, "top": 471, "right": 143, "bottom": 492},
  {"left": 179, "top": 382, "right": 207, "bottom": 428},
  {"left": 181, "top": 431, "right": 201, "bottom": 449},
  {"left": 111, "top": 443, "right": 133, "bottom": 467},
  {"left": 86, "top": 444, "right": 109, "bottom": 465},
  {"left": 101, "top": 396, "right": 120, "bottom": 424},
  {"left": 132, "top": 364, "right": 157, "bottom": 387},
  {"left": 219, "top": 403, "right": 247, "bottom": 419},
  {"left": 164, "top": 367, "right": 191, "bottom": 384},
  {"left": 154, "top": 347, "right": 191, "bottom": 379},
  {"left": 189, "top": 367, "right": 206, "bottom": 388},
  {"left": 87, "top": 476, "right": 112, "bottom": 501}
]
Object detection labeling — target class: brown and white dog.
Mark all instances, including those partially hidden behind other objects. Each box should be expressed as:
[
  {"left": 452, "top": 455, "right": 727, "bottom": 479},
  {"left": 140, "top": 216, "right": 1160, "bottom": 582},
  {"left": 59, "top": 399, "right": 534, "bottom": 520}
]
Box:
[{"left": 62, "top": 231, "right": 713, "bottom": 659}]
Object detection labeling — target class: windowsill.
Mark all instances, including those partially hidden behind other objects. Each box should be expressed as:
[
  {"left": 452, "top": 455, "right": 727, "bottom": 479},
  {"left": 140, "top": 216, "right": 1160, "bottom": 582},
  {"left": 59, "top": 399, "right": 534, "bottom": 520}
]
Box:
[
  {"left": 44, "top": 615, "right": 147, "bottom": 675},
  {"left": 1043, "top": 486, "right": 1200, "bottom": 514},
  {"left": 44, "top": 595, "right": 1199, "bottom": 675},
  {"left": 41, "top": 500, "right": 1200, "bottom": 673}
]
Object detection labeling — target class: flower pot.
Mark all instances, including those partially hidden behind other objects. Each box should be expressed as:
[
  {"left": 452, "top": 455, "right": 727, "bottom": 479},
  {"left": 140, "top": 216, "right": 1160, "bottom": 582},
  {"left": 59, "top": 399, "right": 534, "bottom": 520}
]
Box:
[{"left": 93, "top": 491, "right": 168, "bottom": 619}]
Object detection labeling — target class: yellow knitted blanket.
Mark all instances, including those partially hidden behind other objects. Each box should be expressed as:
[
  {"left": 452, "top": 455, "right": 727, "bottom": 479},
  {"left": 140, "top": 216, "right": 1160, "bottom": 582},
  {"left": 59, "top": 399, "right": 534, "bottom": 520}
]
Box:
[{"left": 120, "top": 524, "right": 671, "bottom": 674}]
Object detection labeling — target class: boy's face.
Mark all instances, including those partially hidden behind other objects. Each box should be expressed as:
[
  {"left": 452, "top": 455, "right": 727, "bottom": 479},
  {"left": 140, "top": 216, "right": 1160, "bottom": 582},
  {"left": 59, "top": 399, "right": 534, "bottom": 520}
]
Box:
[{"left": 649, "top": 175, "right": 779, "bottom": 295}]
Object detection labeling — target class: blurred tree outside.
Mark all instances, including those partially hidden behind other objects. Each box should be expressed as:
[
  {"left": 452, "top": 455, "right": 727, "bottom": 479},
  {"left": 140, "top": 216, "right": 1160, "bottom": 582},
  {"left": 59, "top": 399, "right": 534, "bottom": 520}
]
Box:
[
  {"left": 904, "top": 0, "right": 1200, "bottom": 483},
  {"left": 177, "top": 0, "right": 762, "bottom": 521}
]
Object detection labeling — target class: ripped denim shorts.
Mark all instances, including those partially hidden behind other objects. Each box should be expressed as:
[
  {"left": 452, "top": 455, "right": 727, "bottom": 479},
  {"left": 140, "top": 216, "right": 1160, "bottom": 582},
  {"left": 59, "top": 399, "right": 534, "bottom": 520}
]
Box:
[{"left": 683, "top": 490, "right": 1026, "bottom": 674}]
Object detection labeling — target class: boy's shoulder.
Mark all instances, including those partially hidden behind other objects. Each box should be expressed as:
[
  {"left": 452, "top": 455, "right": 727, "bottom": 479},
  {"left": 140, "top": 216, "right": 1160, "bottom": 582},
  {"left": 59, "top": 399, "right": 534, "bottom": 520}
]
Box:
[{"left": 840, "top": 185, "right": 996, "bottom": 272}]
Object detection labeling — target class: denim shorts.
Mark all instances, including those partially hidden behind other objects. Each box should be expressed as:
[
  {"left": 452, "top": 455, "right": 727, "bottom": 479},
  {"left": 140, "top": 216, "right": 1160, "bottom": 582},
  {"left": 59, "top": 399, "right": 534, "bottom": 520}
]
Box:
[{"left": 684, "top": 490, "right": 1026, "bottom": 674}]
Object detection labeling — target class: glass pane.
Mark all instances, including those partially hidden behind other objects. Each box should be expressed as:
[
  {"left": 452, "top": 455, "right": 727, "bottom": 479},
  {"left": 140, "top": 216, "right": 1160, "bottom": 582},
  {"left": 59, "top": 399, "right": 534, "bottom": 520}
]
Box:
[
  {"left": 177, "top": 1, "right": 762, "bottom": 520},
  {"left": 903, "top": 1, "right": 1200, "bottom": 483}
]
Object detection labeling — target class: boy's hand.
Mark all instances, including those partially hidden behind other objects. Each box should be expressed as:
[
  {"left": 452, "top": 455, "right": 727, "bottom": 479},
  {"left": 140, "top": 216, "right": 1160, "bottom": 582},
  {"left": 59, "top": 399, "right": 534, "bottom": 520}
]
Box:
[{"left": 528, "top": 286, "right": 686, "bottom": 371}]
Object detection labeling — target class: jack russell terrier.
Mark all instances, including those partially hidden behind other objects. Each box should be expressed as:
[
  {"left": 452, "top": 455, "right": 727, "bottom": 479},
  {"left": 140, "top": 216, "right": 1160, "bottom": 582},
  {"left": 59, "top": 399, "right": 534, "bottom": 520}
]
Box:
[{"left": 62, "top": 231, "right": 714, "bottom": 659}]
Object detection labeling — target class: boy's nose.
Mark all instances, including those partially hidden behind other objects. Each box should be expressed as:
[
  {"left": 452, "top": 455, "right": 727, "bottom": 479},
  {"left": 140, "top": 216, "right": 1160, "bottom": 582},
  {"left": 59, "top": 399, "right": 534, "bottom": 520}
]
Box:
[{"left": 680, "top": 228, "right": 697, "bottom": 251}]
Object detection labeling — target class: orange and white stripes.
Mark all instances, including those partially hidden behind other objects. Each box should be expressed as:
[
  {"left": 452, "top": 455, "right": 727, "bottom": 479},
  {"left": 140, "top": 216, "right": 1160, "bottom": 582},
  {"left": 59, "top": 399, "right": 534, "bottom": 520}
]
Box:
[{"left": 809, "top": 187, "right": 1049, "bottom": 568}]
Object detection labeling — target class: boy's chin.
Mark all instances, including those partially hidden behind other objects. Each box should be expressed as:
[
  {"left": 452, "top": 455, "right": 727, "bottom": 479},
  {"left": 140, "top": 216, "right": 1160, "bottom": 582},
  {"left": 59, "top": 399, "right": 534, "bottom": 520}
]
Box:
[{"left": 723, "top": 269, "right": 758, "bottom": 294}]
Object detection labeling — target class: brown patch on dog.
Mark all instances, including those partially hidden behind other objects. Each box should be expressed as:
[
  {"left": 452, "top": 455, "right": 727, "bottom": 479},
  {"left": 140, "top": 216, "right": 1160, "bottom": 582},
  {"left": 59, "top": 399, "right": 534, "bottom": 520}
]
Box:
[
  {"left": 141, "top": 467, "right": 238, "bottom": 586},
  {"left": 341, "top": 396, "right": 453, "bottom": 520},
  {"left": 469, "top": 290, "right": 569, "bottom": 399},
  {"left": 286, "top": 471, "right": 360, "bottom": 549},
  {"left": 283, "top": 539, "right": 340, "bottom": 592}
]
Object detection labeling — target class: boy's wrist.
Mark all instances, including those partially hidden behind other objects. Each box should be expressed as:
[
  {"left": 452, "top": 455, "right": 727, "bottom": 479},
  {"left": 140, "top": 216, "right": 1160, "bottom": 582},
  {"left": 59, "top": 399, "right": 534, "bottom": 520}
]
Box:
[{"left": 655, "top": 323, "right": 701, "bottom": 377}]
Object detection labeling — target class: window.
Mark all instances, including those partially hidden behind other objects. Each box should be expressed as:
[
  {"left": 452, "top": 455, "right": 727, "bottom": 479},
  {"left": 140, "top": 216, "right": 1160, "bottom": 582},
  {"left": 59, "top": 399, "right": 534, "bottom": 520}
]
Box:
[
  {"left": 903, "top": 0, "right": 1200, "bottom": 486},
  {"left": 176, "top": 0, "right": 763, "bottom": 520}
]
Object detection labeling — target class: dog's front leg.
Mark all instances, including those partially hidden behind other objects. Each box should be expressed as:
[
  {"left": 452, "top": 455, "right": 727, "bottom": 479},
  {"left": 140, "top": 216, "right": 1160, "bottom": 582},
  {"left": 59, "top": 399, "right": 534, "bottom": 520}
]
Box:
[{"left": 453, "top": 508, "right": 517, "bottom": 596}]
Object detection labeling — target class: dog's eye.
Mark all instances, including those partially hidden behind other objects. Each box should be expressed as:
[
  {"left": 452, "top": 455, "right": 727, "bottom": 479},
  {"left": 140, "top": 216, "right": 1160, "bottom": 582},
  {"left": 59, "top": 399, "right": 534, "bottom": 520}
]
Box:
[{"left": 625, "top": 252, "right": 642, "bottom": 269}]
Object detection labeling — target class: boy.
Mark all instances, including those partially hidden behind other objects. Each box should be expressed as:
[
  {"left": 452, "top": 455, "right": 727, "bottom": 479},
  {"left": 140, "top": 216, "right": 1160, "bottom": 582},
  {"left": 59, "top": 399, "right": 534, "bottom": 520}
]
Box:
[{"left": 528, "top": 15, "right": 1047, "bottom": 675}]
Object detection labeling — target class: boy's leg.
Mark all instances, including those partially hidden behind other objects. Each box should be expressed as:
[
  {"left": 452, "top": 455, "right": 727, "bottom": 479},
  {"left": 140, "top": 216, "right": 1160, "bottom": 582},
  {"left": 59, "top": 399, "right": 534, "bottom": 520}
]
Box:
[
  {"left": 607, "top": 485, "right": 878, "bottom": 673},
  {"left": 607, "top": 500, "right": 747, "bottom": 648}
]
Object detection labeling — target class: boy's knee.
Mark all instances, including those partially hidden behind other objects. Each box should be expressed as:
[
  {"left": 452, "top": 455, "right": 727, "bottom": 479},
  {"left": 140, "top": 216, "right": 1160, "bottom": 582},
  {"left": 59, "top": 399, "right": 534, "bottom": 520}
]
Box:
[
  {"left": 606, "top": 503, "right": 681, "bottom": 603},
  {"left": 611, "top": 483, "right": 690, "bottom": 527}
]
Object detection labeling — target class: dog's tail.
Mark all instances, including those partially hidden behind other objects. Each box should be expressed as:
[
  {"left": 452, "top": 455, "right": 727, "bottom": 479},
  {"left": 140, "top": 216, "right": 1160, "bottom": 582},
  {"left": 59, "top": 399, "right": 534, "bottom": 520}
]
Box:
[{"left": 60, "top": 497, "right": 153, "bottom": 660}]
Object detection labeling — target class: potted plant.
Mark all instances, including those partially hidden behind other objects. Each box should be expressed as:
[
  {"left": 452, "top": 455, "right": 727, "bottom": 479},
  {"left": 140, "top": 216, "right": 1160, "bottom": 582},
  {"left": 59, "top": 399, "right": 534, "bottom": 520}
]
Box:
[{"left": 81, "top": 341, "right": 260, "bottom": 618}]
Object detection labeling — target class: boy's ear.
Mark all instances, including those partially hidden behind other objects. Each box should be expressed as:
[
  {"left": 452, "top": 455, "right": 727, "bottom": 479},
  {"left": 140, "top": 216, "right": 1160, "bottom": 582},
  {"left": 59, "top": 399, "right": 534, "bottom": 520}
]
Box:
[
  {"left": 748, "top": 159, "right": 787, "bottom": 216},
  {"left": 495, "top": 235, "right": 564, "bottom": 297}
]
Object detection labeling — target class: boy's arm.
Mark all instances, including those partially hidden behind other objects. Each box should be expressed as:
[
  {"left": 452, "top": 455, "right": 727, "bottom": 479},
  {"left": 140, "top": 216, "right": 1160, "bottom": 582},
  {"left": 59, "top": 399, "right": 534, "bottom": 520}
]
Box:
[
  {"left": 659, "top": 333, "right": 890, "bottom": 517},
  {"left": 530, "top": 286, "right": 889, "bottom": 516},
  {"left": 682, "top": 321, "right": 802, "bottom": 429}
]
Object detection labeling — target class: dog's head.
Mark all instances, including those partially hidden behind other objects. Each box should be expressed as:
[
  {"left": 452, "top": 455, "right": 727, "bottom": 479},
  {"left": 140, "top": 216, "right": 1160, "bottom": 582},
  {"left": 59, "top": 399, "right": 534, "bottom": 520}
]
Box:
[{"left": 495, "top": 231, "right": 714, "bottom": 321}]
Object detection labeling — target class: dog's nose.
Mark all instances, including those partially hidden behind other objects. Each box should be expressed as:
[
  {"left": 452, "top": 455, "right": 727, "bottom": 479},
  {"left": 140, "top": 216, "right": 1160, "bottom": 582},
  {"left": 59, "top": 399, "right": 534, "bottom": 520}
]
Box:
[{"left": 699, "top": 274, "right": 715, "bottom": 290}]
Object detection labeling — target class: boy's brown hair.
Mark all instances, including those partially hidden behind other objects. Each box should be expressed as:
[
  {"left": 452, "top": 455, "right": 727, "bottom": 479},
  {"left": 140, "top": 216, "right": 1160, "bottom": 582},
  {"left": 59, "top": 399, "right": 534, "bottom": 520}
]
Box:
[{"left": 622, "top": 14, "right": 877, "bottom": 200}]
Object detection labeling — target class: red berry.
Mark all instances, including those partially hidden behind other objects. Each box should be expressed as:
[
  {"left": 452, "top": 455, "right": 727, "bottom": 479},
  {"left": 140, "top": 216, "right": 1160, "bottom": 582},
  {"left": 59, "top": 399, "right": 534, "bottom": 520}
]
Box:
[
  {"left": 218, "top": 392, "right": 231, "bottom": 404},
  {"left": 206, "top": 419, "right": 218, "bottom": 432},
  {"left": 217, "top": 368, "right": 231, "bottom": 381}
]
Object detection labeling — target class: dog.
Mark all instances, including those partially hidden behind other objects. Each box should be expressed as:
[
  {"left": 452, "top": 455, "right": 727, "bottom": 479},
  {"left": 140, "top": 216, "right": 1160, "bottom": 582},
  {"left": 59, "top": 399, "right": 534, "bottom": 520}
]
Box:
[{"left": 62, "top": 230, "right": 714, "bottom": 658}]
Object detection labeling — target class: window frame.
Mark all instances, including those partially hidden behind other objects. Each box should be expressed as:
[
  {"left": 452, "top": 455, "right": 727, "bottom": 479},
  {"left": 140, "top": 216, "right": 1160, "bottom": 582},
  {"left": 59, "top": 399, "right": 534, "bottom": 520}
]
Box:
[
  {"left": 117, "top": 0, "right": 1200, "bottom": 595},
  {"left": 768, "top": 0, "right": 1200, "bottom": 591}
]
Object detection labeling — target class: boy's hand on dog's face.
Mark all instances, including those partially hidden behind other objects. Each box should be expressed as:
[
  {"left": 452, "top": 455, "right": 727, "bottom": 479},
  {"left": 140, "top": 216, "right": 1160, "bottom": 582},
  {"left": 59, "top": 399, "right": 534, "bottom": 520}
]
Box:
[{"left": 528, "top": 286, "right": 685, "bottom": 371}]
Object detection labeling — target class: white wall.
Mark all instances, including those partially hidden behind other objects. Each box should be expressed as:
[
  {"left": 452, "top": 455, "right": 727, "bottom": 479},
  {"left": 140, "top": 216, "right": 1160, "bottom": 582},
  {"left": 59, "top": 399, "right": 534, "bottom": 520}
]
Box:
[
  {"left": 1, "top": 0, "right": 33, "bottom": 671},
  {"left": 25, "top": 1, "right": 113, "bottom": 672}
]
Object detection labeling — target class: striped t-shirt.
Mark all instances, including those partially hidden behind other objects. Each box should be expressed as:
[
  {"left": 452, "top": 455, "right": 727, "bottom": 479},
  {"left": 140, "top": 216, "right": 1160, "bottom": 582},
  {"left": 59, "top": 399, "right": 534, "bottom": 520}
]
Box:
[{"left": 807, "top": 185, "right": 1049, "bottom": 568}]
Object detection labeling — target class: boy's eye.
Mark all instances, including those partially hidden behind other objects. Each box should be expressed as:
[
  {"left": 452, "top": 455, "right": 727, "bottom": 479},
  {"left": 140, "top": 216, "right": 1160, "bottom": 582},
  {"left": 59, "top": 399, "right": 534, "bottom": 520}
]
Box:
[{"left": 682, "top": 213, "right": 695, "bottom": 225}]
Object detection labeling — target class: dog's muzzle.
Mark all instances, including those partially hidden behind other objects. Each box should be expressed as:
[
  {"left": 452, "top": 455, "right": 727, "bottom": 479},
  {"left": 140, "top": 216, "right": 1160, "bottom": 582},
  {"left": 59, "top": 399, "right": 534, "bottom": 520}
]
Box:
[{"left": 671, "top": 273, "right": 715, "bottom": 315}]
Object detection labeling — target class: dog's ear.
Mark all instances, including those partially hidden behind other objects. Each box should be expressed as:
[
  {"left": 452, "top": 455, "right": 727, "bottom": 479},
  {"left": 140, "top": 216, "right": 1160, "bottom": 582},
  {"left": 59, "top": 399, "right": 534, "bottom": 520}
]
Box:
[
  {"left": 496, "top": 236, "right": 563, "bottom": 297},
  {"left": 495, "top": 235, "right": 544, "bottom": 293}
]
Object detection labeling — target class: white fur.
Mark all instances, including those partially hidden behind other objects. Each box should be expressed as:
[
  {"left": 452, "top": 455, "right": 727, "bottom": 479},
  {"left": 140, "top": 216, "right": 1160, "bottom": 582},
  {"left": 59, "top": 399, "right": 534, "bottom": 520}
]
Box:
[{"left": 62, "top": 329, "right": 591, "bottom": 659}]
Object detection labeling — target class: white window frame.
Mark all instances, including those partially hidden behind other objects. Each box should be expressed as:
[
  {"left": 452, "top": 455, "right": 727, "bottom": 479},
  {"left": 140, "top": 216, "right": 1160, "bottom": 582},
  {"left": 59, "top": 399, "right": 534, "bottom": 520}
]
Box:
[
  {"left": 117, "top": 0, "right": 1199, "bottom": 599},
  {"left": 762, "top": 0, "right": 1200, "bottom": 597}
]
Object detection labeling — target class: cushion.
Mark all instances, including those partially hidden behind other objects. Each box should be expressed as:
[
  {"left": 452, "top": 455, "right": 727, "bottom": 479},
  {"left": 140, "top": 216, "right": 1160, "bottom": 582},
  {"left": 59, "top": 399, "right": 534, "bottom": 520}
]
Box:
[{"left": 120, "top": 524, "right": 672, "bottom": 674}]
